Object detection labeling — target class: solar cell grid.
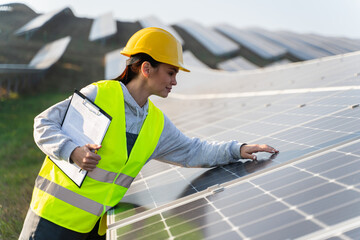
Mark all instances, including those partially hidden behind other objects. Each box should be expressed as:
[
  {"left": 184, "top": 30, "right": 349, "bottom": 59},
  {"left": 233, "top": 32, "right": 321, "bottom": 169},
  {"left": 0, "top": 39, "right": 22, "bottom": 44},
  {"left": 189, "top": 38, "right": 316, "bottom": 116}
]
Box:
[
  {"left": 331, "top": 75, "right": 360, "bottom": 87},
  {"left": 211, "top": 129, "right": 259, "bottom": 142},
  {"left": 111, "top": 92, "right": 360, "bottom": 224},
  {"left": 109, "top": 124, "right": 360, "bottom": 239},
  {"left": 107, "top": 52, "right": 360, "bottom": 239},
  {"left": 345, "top": 227, "right": 360, "bottom": 239}
]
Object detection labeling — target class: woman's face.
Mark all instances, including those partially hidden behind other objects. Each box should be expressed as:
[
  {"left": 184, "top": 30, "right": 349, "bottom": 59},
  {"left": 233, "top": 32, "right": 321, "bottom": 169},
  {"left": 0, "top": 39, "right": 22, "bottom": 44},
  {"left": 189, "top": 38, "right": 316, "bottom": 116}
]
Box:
[{"left": 148, "top": 63, "right": 179, "bottom": 98}]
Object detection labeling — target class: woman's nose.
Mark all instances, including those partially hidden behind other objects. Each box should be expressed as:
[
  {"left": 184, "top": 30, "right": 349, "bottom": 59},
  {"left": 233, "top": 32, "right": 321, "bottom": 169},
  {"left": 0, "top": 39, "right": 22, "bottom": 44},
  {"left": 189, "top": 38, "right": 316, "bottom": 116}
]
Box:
[{"left": 172, "top": 77, "right": 177, "bottom": 86}]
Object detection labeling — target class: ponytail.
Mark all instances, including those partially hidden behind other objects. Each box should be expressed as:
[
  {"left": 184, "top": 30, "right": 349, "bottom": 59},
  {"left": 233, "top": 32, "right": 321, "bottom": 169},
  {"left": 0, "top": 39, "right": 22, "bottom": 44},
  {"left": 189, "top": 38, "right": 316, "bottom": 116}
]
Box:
[{"left": 113, "top": 53, "right": 161, "bottom": 85}]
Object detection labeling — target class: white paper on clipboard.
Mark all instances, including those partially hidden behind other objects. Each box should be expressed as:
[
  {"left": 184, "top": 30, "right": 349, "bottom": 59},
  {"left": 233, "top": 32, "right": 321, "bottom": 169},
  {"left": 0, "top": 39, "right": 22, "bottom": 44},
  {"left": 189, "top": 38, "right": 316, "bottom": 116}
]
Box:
[{"left": 49, "top": 90, "right": 112, "bottom": 187}]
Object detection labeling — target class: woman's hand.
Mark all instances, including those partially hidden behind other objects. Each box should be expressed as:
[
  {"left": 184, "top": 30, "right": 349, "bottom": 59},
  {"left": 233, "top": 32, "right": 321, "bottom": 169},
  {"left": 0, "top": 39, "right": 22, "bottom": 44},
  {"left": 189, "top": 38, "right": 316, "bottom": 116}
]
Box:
[
  {"left": 240, "top": 144, "right": 278, "bottom": 160},
  {"left": 70, "top": 144, "right": 102, "bottom": 171}
]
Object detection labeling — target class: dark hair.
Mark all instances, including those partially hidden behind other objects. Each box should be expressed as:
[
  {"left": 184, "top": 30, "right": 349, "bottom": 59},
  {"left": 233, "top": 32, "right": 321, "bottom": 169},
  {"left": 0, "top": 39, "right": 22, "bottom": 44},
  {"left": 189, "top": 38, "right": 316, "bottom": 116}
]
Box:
[{"left": 113, "top": 53, "right": 161, "bottom": 85}]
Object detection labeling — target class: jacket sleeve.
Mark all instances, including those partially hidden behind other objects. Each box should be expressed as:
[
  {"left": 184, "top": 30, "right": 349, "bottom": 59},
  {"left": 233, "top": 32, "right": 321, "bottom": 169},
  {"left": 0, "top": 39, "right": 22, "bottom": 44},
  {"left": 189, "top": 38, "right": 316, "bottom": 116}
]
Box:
[
  {"left": 150, "top": 114, "right": 244, "bottom": 168},
  {"left": 33, "top": 85, "right": 98, "bottom": 162}
]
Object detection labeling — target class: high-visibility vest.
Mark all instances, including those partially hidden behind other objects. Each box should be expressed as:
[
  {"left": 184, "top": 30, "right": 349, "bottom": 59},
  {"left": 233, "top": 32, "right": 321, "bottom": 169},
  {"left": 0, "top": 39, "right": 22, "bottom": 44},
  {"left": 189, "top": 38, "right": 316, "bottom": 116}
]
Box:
[{"left": 30, "top": 80, "right": 164, "bottom": 233}]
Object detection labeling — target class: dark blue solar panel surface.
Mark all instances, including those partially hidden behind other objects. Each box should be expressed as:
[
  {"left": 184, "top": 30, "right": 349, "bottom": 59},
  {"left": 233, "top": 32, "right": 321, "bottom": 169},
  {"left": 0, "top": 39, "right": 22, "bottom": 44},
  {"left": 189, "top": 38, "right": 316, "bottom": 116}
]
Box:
[{"left": 110, "top": 141, "right": 360, "bottom": 239}]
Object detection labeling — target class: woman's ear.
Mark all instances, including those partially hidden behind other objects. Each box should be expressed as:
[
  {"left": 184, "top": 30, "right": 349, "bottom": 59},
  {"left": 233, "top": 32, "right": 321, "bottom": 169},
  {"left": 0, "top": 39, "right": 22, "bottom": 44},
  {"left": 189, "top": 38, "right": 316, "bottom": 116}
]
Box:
[{"left": 141, "top": 61, "right": 151, "bottom": 78}]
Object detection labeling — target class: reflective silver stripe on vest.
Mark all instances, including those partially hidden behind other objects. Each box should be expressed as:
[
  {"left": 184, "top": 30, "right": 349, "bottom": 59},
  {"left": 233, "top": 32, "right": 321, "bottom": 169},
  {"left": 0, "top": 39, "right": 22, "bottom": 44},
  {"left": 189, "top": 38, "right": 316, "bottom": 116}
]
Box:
[
  {"left": 35, "top": 175, "right": 109, "bottom": 216},
  {"left": 87, "top": 167, "right": 117, "bottom": 183},
  {"left": 87, "top": 168, "right": 134, "bottom": 188},
  {"left": 114, "top": 173, "right": 134, "bottom": 188}
]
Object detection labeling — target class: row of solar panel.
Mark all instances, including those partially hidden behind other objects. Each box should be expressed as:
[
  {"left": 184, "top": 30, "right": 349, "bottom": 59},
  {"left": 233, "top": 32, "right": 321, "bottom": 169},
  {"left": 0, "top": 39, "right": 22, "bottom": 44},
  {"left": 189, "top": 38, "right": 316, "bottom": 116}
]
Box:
[
  {"left": 0, "top": 36, "right": 71, "bottom": 73},
  {"left": 109, "top": 140, "right": 360, "bottom": 239},
  {"left": 11, "top": 5, "right": 360, "bottom": 74},
  {"left": 106, "top": 51, "right": 360, "bottom": 239}
]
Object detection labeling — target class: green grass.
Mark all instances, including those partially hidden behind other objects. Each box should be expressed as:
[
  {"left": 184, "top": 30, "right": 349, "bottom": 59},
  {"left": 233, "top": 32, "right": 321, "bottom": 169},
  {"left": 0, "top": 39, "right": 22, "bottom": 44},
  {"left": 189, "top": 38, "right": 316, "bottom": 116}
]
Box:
[{"left": 0, "top": 92, "right": 68, "bottom": 240}]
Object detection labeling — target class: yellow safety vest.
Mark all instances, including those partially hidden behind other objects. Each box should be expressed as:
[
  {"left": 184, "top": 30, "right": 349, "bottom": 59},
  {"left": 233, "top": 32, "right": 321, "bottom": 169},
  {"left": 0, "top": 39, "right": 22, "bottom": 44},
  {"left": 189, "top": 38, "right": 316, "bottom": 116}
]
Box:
[{"left": 30, "top": 80, "right": 164, "bottom": 234}]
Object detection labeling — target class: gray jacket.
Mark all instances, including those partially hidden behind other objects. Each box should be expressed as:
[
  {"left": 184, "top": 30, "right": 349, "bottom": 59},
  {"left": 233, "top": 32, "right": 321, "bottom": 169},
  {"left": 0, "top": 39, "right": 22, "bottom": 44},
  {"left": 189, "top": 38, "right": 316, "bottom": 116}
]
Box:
[{"left": 33, "top": 82, "right": 243, "bottom": 168}]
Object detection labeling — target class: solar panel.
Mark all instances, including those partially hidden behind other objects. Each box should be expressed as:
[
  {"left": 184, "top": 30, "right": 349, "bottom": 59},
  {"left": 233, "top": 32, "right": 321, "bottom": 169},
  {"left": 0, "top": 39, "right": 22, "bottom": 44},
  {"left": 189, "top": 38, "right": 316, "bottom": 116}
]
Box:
[
  {"left": 108, "top": 139, "right": 360, "bottom": 240},
  {"left": 107, "top": 51, "right": 360, "bottom": 239},
  {"left": 89, "top": 12, "right": 117, "bottom": 42},
  {"left": 175, "top": 20, "right": 240, "bottom": 56},
  {"left": 215, "top": 24, "right": 287, "bottom": 60},
  {"left": 333, "top": 38, "right": 360, "bottom": 53},
  {"left": 217, "top": 56, "right": 258, "bottom": 71},
  {"left": 182, "top": 51, "right": 209, "bottom": 69},
  {"left": 248, "top": 28, "right": 332, "bottom": 60},
  {"left": 0, "top": 64, "right": 40, "bottom": 74},
  {"left": 277, "top": 31, "right": 360, "bottom": 57},
  {"left": 0, "top": 36, "right": 71, "bottom": 72},
  {"left": 266, "top": 59, "right": 292, "bottom": 67},
  {"left": 14, "top": 7, "right": 69, "bottom": 36},
  {"left": 300, "top": 34, "right": 353, "bottom": 55},
  {"left": 104, "top": 48, "right": 127, "bottom": 80},
  {"left": 29, "top": 36, "right": 71, "bottom": 69}
]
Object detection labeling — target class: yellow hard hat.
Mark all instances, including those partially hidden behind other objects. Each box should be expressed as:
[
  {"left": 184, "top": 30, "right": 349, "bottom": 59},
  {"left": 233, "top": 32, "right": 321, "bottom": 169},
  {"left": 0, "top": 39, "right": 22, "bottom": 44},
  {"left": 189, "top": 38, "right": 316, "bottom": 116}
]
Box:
[{"left": 121, "top": 27, "right": 190, "bottom": 72}]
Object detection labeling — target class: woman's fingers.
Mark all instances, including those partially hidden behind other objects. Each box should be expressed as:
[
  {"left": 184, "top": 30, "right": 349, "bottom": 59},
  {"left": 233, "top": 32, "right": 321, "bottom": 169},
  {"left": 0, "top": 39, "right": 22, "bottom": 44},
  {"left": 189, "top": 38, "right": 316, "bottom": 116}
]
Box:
[
  {"left": 240, "top": 144, "right": 279, "bottom": 160},
  {"left": 70, "top": 144, "right": 102, "bottom": 171},
  {"left": 81, "top": 155, "right": 100, "bottom": 171},
  {"left": 85, "top": 143, "right": 102, "bottom": 153},
  {"left": 255, "top": 144, "right": 278, "bottom": 154}
]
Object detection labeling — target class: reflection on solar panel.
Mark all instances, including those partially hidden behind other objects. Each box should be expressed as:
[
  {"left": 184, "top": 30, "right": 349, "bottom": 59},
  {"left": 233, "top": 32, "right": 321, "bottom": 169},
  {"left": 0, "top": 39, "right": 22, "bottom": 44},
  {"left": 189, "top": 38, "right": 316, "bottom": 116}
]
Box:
[
  {"left": 89, "top": 12, "right": 117, "bottom": 42},
  {"left": 217, "top": 56, "right": 258, "bottom": 71},
  {"left": 14, "top": 7, "right": 70, "bottom": 36},
  {"left": 215, "top": 24, "right": 287, "bottom": 60},
  {"left": 29, "top": 36, "right": 71, "bottom": 69},
  {"left": 107, "top": 51, "right": 360, "bottom": 239},
  {"left": 175, "top": 20, "right": 240, "bottom": 56},
  {"left": 332, "top": 38, "right": 360, "bottom": 53},
  {"left": 266, "top": 59, "right": 292, "bottom": 67},
  {"left": 183, "top": 51, "right": 209, "bottom": 69},
  {"left": 139, "top": 16, "right": 184, "bottom": 45},
  {"left": 104, "top": 48, "right": 127, "bottom": 80},
  {"left": 0, "top": 36, "right": 71, "bottom": 73},
  {"left": 277, "top": 31, "right": 360, "bottom": 57},
  {"left": 247, "top": 28, "right": 333, "bottom": 61}
]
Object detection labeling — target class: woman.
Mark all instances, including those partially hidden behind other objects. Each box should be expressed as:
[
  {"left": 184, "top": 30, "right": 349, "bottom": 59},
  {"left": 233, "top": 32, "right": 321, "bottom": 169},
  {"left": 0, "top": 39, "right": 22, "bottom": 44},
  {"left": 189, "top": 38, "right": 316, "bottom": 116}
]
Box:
[{"left": 19, "top": 27, "right": 278, "bottom": 240}]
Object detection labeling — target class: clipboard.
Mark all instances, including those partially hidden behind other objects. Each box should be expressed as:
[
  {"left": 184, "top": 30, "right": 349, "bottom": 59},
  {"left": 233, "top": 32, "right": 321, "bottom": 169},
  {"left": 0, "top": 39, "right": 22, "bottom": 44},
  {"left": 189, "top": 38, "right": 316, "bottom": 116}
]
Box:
[{"left": 49, "top": 90, "right": 112, "bottom": 187}]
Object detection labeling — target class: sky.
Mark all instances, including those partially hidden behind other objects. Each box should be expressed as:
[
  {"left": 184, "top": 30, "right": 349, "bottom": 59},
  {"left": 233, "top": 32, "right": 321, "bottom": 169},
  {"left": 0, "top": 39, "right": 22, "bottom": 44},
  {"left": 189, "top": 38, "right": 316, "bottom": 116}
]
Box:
[{"left": 1, "top": 0, "right": 360, "bottom": 39}]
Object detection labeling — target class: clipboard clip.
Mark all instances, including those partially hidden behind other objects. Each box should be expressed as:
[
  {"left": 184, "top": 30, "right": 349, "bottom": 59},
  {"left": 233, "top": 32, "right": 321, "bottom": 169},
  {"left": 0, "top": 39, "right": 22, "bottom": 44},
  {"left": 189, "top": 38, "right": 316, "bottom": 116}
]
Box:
[{"left": 82, "top": 99, "right": 101, "bottom": 115}]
